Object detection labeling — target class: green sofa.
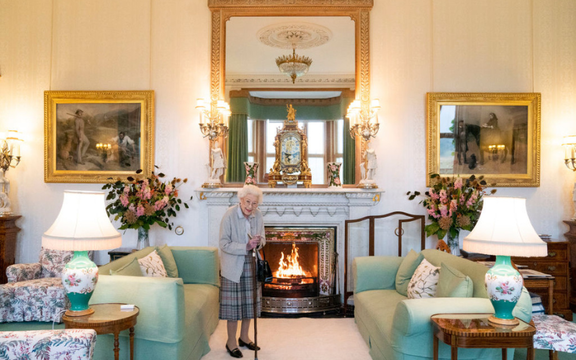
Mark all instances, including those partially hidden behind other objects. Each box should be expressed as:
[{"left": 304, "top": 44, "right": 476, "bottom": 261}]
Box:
[
  {"left": 353, "top": 249, "right": 532, "bottom": 360},
  {"left": 91, "top": 246, "right": 220, "bottom": 360}
]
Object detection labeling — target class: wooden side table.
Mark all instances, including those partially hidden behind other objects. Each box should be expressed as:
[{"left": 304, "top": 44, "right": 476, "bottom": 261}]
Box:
[
  {"left": 108, "top": 247, "right": 136, "bottom": 262},
  {"left": 63, "top": 303, "right": 139, "bottom": 360},
  {"left": 0, "top": 215, "right": 21, "bottom": 284},
  {"left": 431, "top": 313, "right": 536, "bottom": 360}
]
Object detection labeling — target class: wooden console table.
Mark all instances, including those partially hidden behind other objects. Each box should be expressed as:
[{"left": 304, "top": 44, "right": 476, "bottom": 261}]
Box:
[
  {"left": 563, "top": 220, "right": 576, "bottom": 314},
  {"left": 0, "top": 215, "right": 21, "bottom": 284},
  {"left": 63, "top": 303, "right": 139, "bottom": 360},
  {"left": 431, "top": 313, "right": 535, "bottom": 360}
]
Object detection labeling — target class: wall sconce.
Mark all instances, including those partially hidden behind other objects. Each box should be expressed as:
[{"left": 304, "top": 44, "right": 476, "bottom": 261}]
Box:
[
  {"left": 562, "top": 135, "right": 576, "bottom": 171},
  {"left": 487, "top": 144, "right": 506, "bottom": 161},
  {"left": 346, "top": 99, "right": 380, "bottom": 142},
  {"left": 196, "top": 99, "right": 231, "bottom": 141},
  {"left": 96, "top": 143, "right": 111, "bottom": 162},
  {"left": 562, "top": 135, "right": 576, "bottom": 220},
  {"left": 0, "top": 130, "right": 23, "bottom": 214},
  {"left": 346, "top": 99, "right": 380, "bottom": 189},
  {"left": 196, "top": 99, "right": 231, "bottom": 188}
]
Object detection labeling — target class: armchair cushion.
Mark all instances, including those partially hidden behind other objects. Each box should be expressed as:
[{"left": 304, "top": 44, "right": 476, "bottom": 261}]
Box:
[
  {"left": 39, "top": 248, "right": 74, "bottom": 278},
  {"left": 0, "top": 329, "right": 97, "bottom": 359},
  {"left": 407, "top": 259, "right": 439, "bottom": 299},
  {"left": 6, "top": 263, "right": 42, "bottom": 283},
  {"left": 138, "top": 250, "right": 168, "bottom": 277},
  {"left": 0, "top": 278, "right": 68, "bottom": 322}
]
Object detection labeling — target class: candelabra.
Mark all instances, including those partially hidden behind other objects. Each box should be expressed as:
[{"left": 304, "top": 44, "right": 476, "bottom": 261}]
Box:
[
  {"left": 487, "top": 144, "right": 506, "bottom": 162},
  {"left": 196, "top": 99, "right": 231, "bottom": 141},
  {"left": 96, "top": 143, "right": 111, "bottom": 162},
  {"left": 346, "top": 99, "right": 380, "bottom": 188},
  {"left": 346, "top": 99, "right": 380, "bottom": 142},
  {"left": 0, "top": 130, "right": 23, "bottom": 215},
  {"left": 562, "top": 135, "right": 576, "bottom": 219},
  {"left": 196, "top": 99, "right": 231, "bottom": 188}
]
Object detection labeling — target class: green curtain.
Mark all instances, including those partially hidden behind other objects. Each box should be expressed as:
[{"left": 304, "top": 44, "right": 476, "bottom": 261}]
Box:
[
  {"left": 226, "top": 113, "right": 248, "bottom": 183},
  {"left": 341, "top": 97, "right": 355, "bottom": 184}
]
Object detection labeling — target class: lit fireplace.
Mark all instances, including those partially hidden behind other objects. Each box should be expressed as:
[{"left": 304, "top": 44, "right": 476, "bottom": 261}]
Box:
[
  {"left": 264, "top": 242, "right": 319, "bottom": 298},
  {"left": 262, "top": 227, "right": 339, "bottom": 314}
]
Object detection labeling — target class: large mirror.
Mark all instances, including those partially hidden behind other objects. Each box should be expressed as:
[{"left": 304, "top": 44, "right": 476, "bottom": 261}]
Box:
[{"left": 208, "top": 1, "right": 373, "bottom": 187}]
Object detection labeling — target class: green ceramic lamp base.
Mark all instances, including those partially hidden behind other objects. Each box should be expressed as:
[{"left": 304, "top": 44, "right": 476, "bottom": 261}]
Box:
[
  {"left": 61, "top": 251, "right": 99, "bottom": 316},
  {"left": 485, "top": 255, "right": 523, "bottom": 326}
]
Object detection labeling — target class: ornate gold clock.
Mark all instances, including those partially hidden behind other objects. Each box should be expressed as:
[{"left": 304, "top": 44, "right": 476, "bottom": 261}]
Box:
[{"left": 268, "top": 104, "right": 311, "bottom": 188}]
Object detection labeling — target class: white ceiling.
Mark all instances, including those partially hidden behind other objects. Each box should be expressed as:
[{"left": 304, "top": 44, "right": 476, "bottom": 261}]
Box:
[{"left": 226, "top": 16, "right": 355, "bottom": 77}]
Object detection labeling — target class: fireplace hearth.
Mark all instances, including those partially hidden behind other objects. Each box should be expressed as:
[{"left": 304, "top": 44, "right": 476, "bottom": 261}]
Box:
[{"left": 262, "top": 227, "right": 339, "bottom": 314}]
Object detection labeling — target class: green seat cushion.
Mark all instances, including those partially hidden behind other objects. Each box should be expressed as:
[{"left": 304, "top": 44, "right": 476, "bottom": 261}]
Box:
[
  {"left": 157, "top": 244, "right": 179, "bottom": 278},
  {"left": 395, "top": 250, "right": 424, "bottom": 296},
  {"left": 437, "top": 262, "right": 474, "bottom": 297},
  {"left": 110, "top": 257, "right": 143, "bottom": 276}
]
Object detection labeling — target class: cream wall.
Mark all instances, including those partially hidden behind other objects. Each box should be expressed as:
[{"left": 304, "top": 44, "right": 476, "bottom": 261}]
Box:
[{"left": 0, "top": 0, "right": 575, "bottom": 264}]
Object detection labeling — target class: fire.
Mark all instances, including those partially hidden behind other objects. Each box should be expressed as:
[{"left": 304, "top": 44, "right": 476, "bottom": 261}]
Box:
[{"left": 274, "top": 243, "right": 311, "bottom": 278}]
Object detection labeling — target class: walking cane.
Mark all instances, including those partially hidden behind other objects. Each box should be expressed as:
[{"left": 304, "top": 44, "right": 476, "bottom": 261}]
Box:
[{"left": 252, "top": 247, "right": 259, "bottom": 360}]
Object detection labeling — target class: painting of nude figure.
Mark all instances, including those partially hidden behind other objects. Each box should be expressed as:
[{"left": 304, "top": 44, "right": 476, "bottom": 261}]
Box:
[
  {"left": 427, "top": 93, "right": 540, "bottom": 187},
  {"left": 45, "top": 91, "right": 154, "bottom": 183}
]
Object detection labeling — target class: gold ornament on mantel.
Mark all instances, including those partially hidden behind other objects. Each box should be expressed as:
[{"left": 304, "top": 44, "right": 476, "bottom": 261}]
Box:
[{"left": 268, "top": 104, "right": 312, "bottom": 188}]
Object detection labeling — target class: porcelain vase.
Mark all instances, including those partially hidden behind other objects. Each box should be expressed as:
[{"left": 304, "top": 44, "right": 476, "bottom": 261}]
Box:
[
  {"left": 327, "top": 162, "right": 342, "bottom": 188},
  {"left": 244, "top": 162, "right": 259, "bottom": 185},
  {"left": 61, "top": 251, "right": 98, "bottom": 314},
  {"left": 137, "top": 227, "right": 150, "bottom": 250}
]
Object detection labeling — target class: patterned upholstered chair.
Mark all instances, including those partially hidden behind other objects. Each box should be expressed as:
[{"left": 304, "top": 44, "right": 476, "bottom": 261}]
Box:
[
  {"left": 532, "top": 314, "right": 576, "bottom": 359},
  {"left": 0, "top": 329, "right": 97, "bottom": 359},
  {"left": 0, "top": 248, "right": 88, "bottom": 323}
]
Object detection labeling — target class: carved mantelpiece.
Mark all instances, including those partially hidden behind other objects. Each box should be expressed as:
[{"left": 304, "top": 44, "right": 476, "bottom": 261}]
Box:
[{"left": 197, "top": 187, "right": 382, "bottom": 301}]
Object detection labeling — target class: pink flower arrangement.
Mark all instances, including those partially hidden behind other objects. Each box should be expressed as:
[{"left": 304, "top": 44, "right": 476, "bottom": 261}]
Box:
[
  {"left": 407, "top": 174, "right": 495, "bottom": 241},
  {"left": 103, "top": 168, "right": 190, "bottom": 231}
]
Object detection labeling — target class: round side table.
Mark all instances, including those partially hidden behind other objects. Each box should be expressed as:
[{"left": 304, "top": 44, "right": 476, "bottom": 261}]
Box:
[{"left": 63, "top": 303, "right": 139, "bottom": 360}]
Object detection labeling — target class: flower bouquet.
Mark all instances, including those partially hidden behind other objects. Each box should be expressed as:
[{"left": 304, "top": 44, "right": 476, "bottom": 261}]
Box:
[
  {"left": 102, "top": 168, "right": 190, "bottom": 232},
  {"left": 407, "top": 174, "right": 495, "bottom": 250}
]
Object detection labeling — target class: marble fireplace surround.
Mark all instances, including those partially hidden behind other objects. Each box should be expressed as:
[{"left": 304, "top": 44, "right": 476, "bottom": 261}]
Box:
[{"left": 197, "top": 188, "right": 383, "bottom": 302}]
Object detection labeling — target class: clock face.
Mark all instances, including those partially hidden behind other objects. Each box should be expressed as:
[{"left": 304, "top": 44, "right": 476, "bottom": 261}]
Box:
[{"left": 281, "top": 134, "right": 301, "bottom": 166}]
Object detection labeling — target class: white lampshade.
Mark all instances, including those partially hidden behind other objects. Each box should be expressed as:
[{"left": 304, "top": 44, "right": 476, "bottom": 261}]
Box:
[
  {"left": 42, "top": 191, "right": 122, "bottom": 251},
  {"left": 463, "top": 197, "right": 547, "bottom": 257}
]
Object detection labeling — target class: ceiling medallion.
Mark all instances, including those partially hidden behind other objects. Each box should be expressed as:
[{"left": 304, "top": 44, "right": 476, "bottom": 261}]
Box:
[{"left": 258, "top": 23, "right": 332, "bottom": 83}]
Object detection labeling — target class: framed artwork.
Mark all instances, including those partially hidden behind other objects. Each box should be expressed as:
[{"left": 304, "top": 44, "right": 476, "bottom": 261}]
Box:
[
  {"left": 426, "top": 92, "right": 540, "bottom": 187},
  {"left": 44, "top": 91, "right": 154, "bottom": 183}
]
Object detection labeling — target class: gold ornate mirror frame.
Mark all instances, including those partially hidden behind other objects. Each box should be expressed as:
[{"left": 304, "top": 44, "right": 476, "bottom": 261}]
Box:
[{"left": 208, "top": 0, "right": 374, "bottom": 185}]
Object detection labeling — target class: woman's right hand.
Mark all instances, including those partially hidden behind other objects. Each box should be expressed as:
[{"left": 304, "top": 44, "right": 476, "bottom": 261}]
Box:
[{"left": 246, "top": 236, "right": 260, "bottom": 251}]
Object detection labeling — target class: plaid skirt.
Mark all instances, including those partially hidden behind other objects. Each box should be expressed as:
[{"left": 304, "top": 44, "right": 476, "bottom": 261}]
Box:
[{"left": 219, "top": 254, "right": 262, "bottom": 321}]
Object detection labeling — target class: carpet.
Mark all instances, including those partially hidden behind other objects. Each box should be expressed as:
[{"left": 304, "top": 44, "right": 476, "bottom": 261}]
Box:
[{"left": 201, "top": 318, "right": 372, "bottom": 360}]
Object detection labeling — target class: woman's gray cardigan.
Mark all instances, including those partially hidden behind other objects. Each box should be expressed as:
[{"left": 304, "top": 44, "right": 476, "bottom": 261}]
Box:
[{"left": 219, "top": 204, "right": 266, "bottom": 283}]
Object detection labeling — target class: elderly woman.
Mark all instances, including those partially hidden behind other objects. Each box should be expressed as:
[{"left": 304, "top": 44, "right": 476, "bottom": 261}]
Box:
[{"left": 219, "top": 184, "right": 265, "bottom": 358}]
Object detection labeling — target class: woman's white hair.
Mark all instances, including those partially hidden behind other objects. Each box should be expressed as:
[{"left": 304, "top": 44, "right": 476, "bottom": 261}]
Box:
[{"left": 237, "top": 184, "right": 263, "bottom": 204}]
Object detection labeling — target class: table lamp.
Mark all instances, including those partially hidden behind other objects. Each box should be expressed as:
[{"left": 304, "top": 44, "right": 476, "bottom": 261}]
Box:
[
  {"left": 463, "top": 197, "right": 547, "bottom": 326},
  {"left": 42, "top": 191, "right": 122, "bottom": 316}
]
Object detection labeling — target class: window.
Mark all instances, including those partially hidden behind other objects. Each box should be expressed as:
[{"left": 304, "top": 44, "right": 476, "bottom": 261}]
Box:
[{"left": 248, "top": 119, "right": 344, "bottom": 185}]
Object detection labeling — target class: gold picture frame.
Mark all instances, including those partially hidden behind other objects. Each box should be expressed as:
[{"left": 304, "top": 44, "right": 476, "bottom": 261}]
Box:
[
  {"left": 426, "top": 92, "right": 540, "bottom": 187},
  {"left": 44, "top": 90, "right": 155, "bottom": 183}
]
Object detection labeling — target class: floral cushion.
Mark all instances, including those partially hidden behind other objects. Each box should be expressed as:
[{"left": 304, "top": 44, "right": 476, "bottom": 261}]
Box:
[
  {"left": 0, "top": 277, "right": 68, "bottom": 323},
  {"left": 6, "top": 263, "right": 42, "bottom": 283},
  {"left": 407, "top": 259, "right": 440, "bottom": 299},
  {"left": 0, "top": 329, "right": 97, "bottom": 359},
  {"left": 532, "top": 314, "right": 576, "bottom": 354},
  {"left": 138, "top": 250, "right": 168, "bottom": 277},
  {"left": 39, "top": 248, "right": 74, "bottom": 278}
]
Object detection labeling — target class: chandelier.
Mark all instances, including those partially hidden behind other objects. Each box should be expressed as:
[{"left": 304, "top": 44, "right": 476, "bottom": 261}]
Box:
[{"left": 276, "top": 48, "right": 312, "bottom": 84}]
